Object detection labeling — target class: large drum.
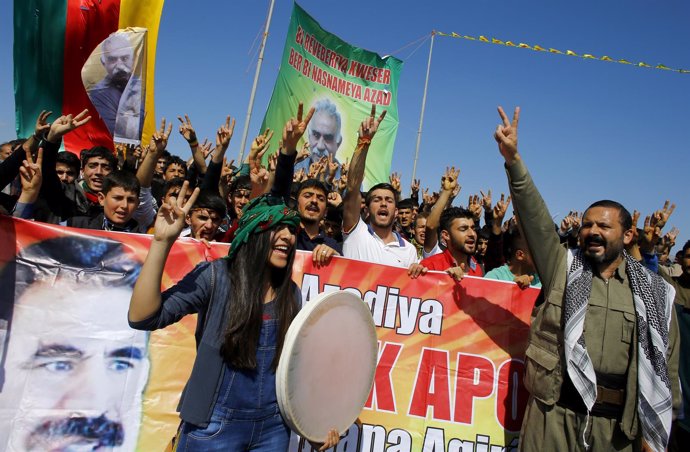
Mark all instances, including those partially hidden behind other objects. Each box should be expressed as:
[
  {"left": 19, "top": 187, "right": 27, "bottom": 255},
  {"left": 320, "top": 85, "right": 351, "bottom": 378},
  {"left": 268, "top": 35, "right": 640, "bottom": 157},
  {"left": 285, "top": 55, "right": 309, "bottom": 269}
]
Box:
[{"left": 276, "top": 290, "right": 377, "bottom": 442}]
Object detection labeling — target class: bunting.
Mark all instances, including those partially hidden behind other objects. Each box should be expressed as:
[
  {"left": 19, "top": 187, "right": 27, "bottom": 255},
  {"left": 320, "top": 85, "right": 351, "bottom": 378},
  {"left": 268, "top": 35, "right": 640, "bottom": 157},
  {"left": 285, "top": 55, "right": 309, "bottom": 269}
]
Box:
[{"left": 437, "top": 31, "right": 688, "bottom": 74}]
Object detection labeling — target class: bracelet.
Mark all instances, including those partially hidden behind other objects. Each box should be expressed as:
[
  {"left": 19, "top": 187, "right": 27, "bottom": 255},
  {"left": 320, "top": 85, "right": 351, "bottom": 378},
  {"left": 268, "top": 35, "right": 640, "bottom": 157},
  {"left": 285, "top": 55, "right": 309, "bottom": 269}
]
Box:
[
  {"left": 188, "top": 139, "right": 199, "bottom": 148},
  {"left": 356, "top": 136, "right": 372, "bottom": 147}
]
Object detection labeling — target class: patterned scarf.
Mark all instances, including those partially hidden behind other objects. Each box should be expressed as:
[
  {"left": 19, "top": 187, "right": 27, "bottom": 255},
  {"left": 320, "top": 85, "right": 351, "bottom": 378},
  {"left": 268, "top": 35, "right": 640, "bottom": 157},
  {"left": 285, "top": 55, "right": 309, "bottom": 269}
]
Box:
[
  {"left": 81, "top": 180, "right": 100, "bottom": 204},
  {"left": 226, "top": 194, "right": 300, "bottom": 260},
  {"left": 563, "top": 249, "right": 675, "bottom": 451}
]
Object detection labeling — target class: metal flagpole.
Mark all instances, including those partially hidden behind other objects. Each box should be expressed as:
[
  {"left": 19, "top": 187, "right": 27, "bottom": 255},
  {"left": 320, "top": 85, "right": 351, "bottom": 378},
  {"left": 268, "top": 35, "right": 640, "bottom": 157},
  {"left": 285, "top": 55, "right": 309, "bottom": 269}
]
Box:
[
  {"left": 411, "top": 31, "right": 435, "bottom": 186},
  {"left": 237, "top": 0, "right": 276, "bottom": 163}
]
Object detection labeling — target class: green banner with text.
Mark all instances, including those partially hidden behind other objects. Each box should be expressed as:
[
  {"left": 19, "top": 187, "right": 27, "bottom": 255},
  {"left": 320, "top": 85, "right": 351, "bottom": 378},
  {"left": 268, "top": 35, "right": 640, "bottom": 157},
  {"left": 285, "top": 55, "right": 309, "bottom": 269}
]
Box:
[{"left": 261, "top": 2, "right": 402, "bottom": 190}]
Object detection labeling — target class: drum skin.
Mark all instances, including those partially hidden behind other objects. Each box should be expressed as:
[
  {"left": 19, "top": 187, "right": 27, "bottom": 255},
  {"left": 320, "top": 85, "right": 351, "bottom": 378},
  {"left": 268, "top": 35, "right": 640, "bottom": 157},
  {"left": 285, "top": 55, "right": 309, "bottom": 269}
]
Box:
[{"left": 276, "top": 290, "right": 377, "bottom": 442}]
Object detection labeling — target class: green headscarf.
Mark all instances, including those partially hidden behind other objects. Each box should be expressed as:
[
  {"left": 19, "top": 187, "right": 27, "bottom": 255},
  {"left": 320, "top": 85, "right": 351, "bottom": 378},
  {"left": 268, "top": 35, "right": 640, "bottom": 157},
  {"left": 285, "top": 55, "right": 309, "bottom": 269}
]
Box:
[{"left": 227, "top": 194, "right": 301, "bottom": 260}]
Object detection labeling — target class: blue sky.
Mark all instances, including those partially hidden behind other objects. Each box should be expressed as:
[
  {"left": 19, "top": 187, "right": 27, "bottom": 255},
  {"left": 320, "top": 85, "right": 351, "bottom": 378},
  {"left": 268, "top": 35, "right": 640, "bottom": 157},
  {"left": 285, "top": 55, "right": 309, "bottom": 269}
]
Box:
[{"left": 2, "top": 0, "right": 689, "bottom": 250}]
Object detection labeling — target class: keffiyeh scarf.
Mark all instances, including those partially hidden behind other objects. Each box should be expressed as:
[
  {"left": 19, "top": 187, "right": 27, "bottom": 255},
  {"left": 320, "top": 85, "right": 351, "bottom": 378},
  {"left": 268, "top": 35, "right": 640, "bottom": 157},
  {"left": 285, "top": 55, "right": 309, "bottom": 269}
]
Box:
[{"left": 563, "top": 249, "right": 676, "bottom": 452}]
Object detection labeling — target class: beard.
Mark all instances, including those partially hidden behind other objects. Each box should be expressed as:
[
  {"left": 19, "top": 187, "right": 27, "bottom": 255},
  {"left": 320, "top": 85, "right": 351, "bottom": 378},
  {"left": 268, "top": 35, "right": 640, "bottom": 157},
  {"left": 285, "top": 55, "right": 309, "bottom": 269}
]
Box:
[{"left": 582, "top": 235, "right": 624, "bottom": 264}]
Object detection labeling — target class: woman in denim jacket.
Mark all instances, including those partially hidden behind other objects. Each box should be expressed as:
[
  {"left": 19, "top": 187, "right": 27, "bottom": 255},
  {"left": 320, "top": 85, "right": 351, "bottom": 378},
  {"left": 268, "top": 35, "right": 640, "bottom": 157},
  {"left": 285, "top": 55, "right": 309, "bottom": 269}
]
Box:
[{"left": 129, "top": 107, "right": 339, "bottom": 451}]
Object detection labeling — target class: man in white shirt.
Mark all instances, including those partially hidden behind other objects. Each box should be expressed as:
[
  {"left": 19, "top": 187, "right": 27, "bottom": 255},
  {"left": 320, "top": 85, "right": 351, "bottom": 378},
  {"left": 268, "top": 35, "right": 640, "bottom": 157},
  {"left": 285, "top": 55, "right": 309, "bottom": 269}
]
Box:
[{"left": 341, "top": 106, "right": 418, "bottom": 269}]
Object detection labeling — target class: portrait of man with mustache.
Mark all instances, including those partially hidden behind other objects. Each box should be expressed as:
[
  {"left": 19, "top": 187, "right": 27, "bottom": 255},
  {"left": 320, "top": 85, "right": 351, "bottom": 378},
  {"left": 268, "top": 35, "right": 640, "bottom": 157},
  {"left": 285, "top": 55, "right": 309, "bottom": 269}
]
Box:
[{"left": 0, "top": 235, "right": 149, "bottom": 451}]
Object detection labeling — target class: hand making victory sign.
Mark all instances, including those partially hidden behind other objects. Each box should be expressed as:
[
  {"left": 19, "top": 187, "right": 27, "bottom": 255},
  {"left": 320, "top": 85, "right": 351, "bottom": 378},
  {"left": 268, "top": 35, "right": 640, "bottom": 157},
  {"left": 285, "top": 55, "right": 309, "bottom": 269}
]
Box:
[
  {"left": 154, "top": 180, "right": 200, "bottom": 243},
  {"left": 282, "top": 102, "right": 315, "bottom": 153},
  {"left": 494, "top": 106, "right": 520, "bottom": 165},
  {"left": 358, "top": 104, "right": 387, "bottom": 142}
]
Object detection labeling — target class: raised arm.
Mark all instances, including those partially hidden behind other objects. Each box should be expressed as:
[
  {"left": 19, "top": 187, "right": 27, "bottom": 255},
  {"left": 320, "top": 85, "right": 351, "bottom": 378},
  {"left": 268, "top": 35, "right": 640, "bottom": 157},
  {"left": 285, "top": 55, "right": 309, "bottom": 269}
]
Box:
[
  {"left": 13, "top": 147, "right": 43, "bottom": 219},
  {"left": 248, "top": 129, "right": 274, "bottom": 197},
  {"left": 495, "top": 106, "right": 561, "bottom": 289},
  {"left": 275, "top": 102, "right": 314, "bottom": 198},
  {"left": 129, "top": 181, "right": 200, "bottom": 322},
  {"left": 201, "top": 115, "right": 236, "bottom": 193},
  {"left": 22, "top": 110, "right": 51, "bottom": 157},
  {"left": 137, "top": 118, "right": 172, "bottom": 188},
  {"left": 342, "top": 105, "right": 387, "bottom": 232},
  {"left": 39, "top": 110, "right": 91, "bottom": 211},
  {"left": 178, "top": 114, "right": 209, "bottom": 174},
  {"left": 423, "top": 166, "right": 459, "bottom": 253}
]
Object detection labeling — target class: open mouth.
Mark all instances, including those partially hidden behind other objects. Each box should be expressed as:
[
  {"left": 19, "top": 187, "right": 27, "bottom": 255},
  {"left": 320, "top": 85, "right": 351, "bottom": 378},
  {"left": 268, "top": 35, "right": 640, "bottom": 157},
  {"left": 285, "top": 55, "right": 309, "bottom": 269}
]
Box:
[
  {"left": 273, "top": 244, "right": 290, "bottom": 256},
  {"left": 586, "top": 238, "right": 605, "bottom": 252}
]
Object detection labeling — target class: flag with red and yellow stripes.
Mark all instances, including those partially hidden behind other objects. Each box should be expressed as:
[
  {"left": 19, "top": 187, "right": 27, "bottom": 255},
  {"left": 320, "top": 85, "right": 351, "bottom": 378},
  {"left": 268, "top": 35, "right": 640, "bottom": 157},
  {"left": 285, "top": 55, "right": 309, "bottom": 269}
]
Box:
[{"left": 13, "top": 0, "right": 164, "bottom": 154}]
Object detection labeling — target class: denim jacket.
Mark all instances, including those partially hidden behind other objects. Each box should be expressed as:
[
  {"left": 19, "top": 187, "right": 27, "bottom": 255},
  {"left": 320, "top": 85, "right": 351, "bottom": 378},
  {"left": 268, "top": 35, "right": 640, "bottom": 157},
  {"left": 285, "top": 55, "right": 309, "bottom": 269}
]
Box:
[{"left": 129, "top": 258, "right": 301, "bottom": 427}]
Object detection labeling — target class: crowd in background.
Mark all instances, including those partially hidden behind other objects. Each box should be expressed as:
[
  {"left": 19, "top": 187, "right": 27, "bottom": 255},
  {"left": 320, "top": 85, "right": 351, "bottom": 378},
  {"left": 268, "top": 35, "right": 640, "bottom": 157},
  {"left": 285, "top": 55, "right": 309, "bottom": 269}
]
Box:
[
  {"left": 0, "top": 105, "right": 683, "bottom": 285},
  {"left": 1, "top": 103, "right": 689, "bottom": 450}
]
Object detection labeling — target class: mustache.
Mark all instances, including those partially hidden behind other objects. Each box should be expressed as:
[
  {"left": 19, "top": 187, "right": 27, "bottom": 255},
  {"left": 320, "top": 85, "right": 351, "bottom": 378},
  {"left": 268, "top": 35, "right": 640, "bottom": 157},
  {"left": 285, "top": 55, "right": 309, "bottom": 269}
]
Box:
[
  {"left": 585, "top": 236, "right": 606, "bottom": 246},
  {"left": 30, "top": 414, "right": 124, "bottom": 448}
]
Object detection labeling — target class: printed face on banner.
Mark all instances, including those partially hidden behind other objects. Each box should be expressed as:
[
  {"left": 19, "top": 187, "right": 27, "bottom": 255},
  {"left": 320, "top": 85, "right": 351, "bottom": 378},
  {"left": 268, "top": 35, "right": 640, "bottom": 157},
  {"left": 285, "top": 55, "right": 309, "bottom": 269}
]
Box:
[
  {"left": 260, "top": 3, "right": 403, "bottom": 190},
  {"left": 307, "top": 99, "right": 343, "bottom": 164},
  {"left": 0, "top": 258, "right": 149, "bottom": 451},
  {"left": 82, "top": 29, "right": 147, "bottom": 146}
]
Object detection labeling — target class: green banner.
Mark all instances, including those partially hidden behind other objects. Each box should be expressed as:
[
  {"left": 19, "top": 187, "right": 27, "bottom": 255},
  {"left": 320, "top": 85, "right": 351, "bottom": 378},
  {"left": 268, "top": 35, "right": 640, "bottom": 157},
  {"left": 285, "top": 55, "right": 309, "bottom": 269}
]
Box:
[{"left": 261, "top": 2, "right": 403, "bottom": 190}]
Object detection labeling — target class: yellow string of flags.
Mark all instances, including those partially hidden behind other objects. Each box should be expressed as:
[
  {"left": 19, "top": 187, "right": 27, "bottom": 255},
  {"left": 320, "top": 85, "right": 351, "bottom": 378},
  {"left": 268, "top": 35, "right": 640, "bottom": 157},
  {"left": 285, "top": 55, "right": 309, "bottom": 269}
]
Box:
[{"left": 435, "top": 31, "right": 689, "bottom": 74}]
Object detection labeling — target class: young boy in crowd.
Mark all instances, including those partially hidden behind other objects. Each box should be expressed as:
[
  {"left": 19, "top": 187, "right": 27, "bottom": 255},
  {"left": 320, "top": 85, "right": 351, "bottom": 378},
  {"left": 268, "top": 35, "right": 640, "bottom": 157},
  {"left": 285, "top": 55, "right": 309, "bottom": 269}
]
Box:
[
  {"left": 180, "top": 190, "right": 227, "bottom": 241},
  {"left": 67, "top": 170, "right": 153, "bottom": 233}
]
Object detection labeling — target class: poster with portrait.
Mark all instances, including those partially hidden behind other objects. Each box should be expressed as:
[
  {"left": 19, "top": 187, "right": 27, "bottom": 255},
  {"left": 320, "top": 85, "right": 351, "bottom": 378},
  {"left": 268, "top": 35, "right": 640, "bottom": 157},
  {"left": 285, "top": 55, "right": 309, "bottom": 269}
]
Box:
[
  {"left": 82, "top": 27, "right": 148, "bottom": 146},
  {"left": 261, "top": 3, "right": 403, "bottom": 190},
  {"left": 0, "top": 216, "right": 537, "bottom": 451}
]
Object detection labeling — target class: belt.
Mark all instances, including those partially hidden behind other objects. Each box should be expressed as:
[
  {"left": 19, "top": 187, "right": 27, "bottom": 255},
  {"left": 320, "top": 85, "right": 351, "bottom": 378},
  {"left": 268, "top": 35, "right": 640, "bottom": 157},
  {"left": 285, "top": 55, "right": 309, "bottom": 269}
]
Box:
[
  {"left": 558, "top": 375, "right": 626, "bottom": 418},
  {"left": 596, "top": 385, "right": 625, "bottom": 406}
]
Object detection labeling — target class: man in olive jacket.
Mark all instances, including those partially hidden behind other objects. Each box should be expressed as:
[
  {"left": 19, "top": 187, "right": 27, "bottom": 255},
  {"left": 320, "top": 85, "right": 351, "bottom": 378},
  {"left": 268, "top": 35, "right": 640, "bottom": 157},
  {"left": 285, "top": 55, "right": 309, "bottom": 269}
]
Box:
[{"left": 494, "top": 106, "right": 680, "bottom": 452}]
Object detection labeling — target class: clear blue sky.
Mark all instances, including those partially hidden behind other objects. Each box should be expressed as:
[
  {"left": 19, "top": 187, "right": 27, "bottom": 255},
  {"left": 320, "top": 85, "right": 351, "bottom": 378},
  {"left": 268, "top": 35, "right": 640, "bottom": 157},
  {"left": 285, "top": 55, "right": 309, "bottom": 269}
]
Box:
[{"left": 1, "top": 0, "right": 689, "bottom": 250}]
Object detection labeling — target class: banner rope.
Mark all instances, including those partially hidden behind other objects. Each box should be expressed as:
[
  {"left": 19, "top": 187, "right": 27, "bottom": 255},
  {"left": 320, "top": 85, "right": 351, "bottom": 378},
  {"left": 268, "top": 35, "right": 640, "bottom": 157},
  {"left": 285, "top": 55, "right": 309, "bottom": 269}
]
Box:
[
  {"left": 385, "top": 33, "right": 430, "bottom": 58},
  {"left": 435, "top": 30, "right": 690, "bottom": 74}
]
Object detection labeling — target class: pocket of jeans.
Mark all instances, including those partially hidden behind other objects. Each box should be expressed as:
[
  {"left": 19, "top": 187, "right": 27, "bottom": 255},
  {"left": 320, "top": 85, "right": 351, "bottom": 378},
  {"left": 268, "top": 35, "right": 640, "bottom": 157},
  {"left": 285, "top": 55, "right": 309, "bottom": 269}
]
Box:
[{"left": 185, "top": 419, "right": 224, "bottom": 440}]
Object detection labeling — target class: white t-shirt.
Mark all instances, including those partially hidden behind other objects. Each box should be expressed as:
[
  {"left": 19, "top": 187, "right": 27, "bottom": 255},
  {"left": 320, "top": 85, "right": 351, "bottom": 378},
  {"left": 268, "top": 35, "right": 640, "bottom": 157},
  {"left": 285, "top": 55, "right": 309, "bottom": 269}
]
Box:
[{"left": 343, "top": 218, "right": 418, "bottom": 268}]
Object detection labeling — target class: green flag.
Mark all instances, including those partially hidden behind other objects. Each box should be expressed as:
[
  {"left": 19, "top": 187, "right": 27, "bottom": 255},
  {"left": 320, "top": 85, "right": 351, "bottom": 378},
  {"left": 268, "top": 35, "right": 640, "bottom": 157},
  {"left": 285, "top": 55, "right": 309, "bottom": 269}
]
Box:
[{"left": 261, "top": 2, "right": 403, "bottom": 190}]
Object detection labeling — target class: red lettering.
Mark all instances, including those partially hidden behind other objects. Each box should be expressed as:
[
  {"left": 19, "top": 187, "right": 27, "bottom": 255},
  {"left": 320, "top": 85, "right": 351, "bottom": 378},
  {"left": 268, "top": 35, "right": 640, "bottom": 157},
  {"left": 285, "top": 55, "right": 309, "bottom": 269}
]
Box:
[
  {"left": 409, "top": 348, "right": 451, "bottom": 421},
  {"left": 347, "top": 61, "right": 392, "bottom": 85},
  {"left": 453, "top": 353, "right": 494, "bottom": 424},
  {"left": 301, "top": 59, "right": 311, "bottom": 77},
  {"left": 381, "top": 90, "right": 391, "bottom": 106},
  {"left": 496, "top": 360, "right": 528, "bottom": 432},
  {"left": 382, "top": 69, "right": 391, "bottom": 84},
  {"left": 295, "top": 26, "right": 303, "bottom": 45},
  {"left": 288, "top": 48, "right": 302, "bottom": 72},
  {"left": 373, "top": 89, "right": 384, "bottom": 105},
  {"left": 365, "top": 342, "right": 403, "bottom": 412},
  {"left": 347, "top": 61, "right": 358, "bottom": 77}
]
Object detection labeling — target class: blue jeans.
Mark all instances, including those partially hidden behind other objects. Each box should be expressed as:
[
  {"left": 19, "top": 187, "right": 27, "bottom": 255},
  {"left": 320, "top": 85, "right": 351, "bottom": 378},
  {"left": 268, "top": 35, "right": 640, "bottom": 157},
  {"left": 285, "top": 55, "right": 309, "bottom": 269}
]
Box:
[{"left": 175, "top": 318, "right": 290, "bottom": 451}]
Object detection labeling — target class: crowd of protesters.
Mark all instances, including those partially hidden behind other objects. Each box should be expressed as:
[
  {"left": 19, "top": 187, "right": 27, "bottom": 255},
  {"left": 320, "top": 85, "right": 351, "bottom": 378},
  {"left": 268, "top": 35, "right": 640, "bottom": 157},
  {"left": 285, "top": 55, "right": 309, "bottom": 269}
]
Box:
[
  {"left": 1, "top": 103, "right": 689, "bottom": 451},
  {"left": 0, "top": 106, "right": 682, "bottom": 283}
]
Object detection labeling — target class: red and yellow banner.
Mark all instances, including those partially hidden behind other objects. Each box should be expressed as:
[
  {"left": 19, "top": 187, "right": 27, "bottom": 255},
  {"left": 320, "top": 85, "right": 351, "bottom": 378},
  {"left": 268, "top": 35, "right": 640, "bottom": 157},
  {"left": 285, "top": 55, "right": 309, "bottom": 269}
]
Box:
[
  {"left": 13, "top": 0, "right": 164, "bottom": 153},
  {"left": 0, "top": 216, "right": 537, "bottom": 451}
]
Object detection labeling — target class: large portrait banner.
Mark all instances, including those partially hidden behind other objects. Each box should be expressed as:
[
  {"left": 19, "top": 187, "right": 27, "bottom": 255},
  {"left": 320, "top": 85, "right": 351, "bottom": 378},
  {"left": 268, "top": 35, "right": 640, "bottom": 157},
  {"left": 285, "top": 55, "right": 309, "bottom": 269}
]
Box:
[
  {"left": 0, "top": 216, "right": 536, "bottom": 451},
  {"left": 261, "top": 3, "right": 403, "bottom": 190}
]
